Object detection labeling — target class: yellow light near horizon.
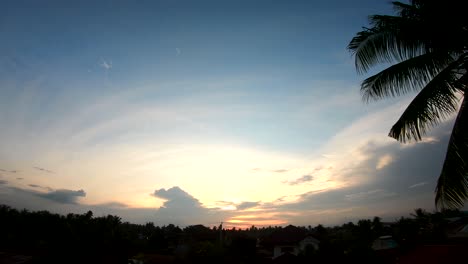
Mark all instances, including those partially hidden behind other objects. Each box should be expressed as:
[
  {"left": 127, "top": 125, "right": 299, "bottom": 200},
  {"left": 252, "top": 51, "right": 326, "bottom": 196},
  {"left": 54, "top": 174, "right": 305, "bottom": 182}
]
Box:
[
  {"left": 220, "top": 205, "right": 237, "bottom": 211},
  {"left": 226, "top": 218, "right": 287, "bottom": 227},
  {"left": 23, "top": 140, "right": 355, "bottom": 211}
]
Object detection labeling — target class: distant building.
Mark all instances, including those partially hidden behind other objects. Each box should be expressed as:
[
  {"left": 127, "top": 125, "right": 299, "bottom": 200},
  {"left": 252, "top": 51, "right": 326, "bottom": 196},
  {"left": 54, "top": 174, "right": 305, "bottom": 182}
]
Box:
[
  {"left": 372, "top": 235, "right": 399, "bottom": 251},
  {"left": 260, "top": 225, "right": 320, "bottom": 259},
  {"left": 372, "top": 235, "right": 399, "bottom": 263}
]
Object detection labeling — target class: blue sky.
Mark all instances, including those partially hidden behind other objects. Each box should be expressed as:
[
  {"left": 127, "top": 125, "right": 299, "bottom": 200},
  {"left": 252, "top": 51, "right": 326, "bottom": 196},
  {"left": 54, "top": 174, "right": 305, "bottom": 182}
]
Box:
[{"left": 0, "top": 0, "right": 459, "bottom": 227}]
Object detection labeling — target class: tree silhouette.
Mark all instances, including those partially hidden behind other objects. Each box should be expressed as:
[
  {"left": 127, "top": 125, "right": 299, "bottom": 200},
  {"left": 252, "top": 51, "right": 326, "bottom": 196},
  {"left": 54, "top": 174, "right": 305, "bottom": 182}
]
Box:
[
  {"left": 2, "top": 204, "right": 465, "bottom": 263},
  {"left": 348, "top": 0, "right": 468, "bottom": 209}
]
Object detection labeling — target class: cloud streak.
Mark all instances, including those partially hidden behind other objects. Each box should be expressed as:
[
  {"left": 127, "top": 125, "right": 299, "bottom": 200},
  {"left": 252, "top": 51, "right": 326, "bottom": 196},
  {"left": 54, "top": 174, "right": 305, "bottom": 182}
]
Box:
[
  {"left": 236, "top": 201, "right": 260, "bottom": 210},
  {"left": 0, "top": 169, "right": 17, "bottom": 173},
  {"left": 273, "top": 169, "right": 289, "bottom": 173},
  {"left": 345, "top": 189, "right": 397, "bottom": 202},
  {"left": 33, "top": 166, "right": 54, "bottom": 173},
  {"left": 28, "top": 184, "right": 53, "bottom": 191},
  {"left": 409, "top": 182, "right": 428, "bottom": 189},
  {"left": 100, "top": 59, "right": 112, "bottom": 70},
  {"left": 284, "top": 175, "right": 314, "bottom": 185}
]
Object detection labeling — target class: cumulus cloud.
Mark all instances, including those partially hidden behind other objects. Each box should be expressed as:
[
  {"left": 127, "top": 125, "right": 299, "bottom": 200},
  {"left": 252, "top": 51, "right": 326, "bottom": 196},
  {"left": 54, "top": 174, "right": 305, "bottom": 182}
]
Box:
[
  {"left": 284, "top": 175, "right": 314, "bottom": 185},
  {"left": 0, "top": 185, "right": 89, "bottom": 216},
  {"left": 1, "top": 183, "right": 229, "bottom": 226},
  {"left": 0, "top": 182, "right": 156, "bottom": 224},
  {"left": 37, "top": 189, "right": 86, "bottom": 204},
  {"left": 151, "top": 186, "right": 230, "bottom": 225},
  {"left": 153, "top": 186, "right": 202, "bottom": 209}
]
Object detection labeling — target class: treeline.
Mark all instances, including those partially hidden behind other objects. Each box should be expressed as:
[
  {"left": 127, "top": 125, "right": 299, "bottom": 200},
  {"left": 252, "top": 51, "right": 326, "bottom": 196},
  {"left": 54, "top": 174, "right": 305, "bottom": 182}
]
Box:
[
  {"left": 304, "top": 208, "right": 463, "bottom": 263},
  {"left": 0, "top": 204, "right": 463, "bottom": 263}
]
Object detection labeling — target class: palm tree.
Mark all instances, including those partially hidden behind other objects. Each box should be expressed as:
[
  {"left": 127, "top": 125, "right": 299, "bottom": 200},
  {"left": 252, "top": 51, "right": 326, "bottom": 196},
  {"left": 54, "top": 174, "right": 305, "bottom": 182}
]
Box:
[{"left": 348, "top": 0, "right": 467, "bottom": 209}]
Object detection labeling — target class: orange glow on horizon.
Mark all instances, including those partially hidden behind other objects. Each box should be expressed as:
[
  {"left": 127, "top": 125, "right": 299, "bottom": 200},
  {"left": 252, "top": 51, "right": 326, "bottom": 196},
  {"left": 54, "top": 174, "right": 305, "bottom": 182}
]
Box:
[{"left": 226, "top": 218, "right": 287, "bottom": 227}]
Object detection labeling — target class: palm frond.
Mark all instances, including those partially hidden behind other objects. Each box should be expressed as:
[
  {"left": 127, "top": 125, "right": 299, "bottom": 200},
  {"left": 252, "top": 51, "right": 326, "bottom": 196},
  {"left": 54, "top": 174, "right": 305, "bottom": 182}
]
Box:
[
  {"left": 392, "top": 0, "right": 423, "bottom": 18},
  {"left": 350, "top": 0, "right": 468, "bottom": 209},
  {"left": 388, "top": 63, "right": 460, "bottom": 142},
  {"left": 391, "top": 1, "right": 413, "bottom": 12},
  {"left": 453, "top": 72, "right": 468, "bottom": 93},
  {"left": 435, "top": 96, "right": 468, "bottom": 209},
  {"left": 348, "top": 15, "right": 429, "bottom": 74},
  {"left": 361, "top": 52, "right": 455, "bottom": 101}
]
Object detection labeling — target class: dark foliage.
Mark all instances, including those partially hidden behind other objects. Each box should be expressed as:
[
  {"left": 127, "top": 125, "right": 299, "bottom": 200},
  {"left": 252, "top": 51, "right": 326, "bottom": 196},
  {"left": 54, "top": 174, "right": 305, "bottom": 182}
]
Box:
[{"left": 0, "top": 205, "right": 464, "bottom": 264}]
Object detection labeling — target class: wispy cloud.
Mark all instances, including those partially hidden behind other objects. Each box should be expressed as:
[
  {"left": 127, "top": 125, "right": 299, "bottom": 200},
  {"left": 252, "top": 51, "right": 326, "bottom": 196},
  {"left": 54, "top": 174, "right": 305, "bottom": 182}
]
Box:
[
  {"left": 94, "top": 201, "right": 129, "bottom": 209},
  {"left": 284, "top": 175, "right": 314, "bottom": 185},
  {"left": 214, "top": 200, "right": 261, "bottom": 211},
  {"left": 376, "top": 154, "right": 393, "bottom": 170},
  {"left": 273, "top": 169, "right": 289, "bottom": 173},
  {"left": 251, "top": 168, "right": 289, "bottom": 173},
  {"left": 33, "top": 166, "right": 54, "bottom": 173},
  {"left": 409, "top": 182, "right": 428, "bottom": 189},
  {"left": 28, "top": 184, "right": 53, "bottom": 191},
  {"left": 0, "top": 169, "right": 17, "bottom": 173},
  {"left": 100, "top": 59, "right": 112, "bottom": 70},
  {"left": 345, "top": 189, "right": 397, "bottom": 202}
]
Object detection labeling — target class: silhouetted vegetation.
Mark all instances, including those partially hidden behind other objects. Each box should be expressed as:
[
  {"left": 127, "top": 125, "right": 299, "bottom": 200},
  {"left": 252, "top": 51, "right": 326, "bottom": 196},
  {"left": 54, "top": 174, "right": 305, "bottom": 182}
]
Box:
[
  {"left": 1, "top": 204, "right": 466, "bottom": 263},
  {"left": 348, "top": 0, "right": 468, "bottom": 209}
]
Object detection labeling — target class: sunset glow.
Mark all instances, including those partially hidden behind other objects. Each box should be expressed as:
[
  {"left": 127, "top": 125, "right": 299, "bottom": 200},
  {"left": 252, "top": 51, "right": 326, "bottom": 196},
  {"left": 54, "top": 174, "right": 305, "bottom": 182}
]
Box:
[{"left": 0, "top": 0, "right": 458, "bottom": 228}]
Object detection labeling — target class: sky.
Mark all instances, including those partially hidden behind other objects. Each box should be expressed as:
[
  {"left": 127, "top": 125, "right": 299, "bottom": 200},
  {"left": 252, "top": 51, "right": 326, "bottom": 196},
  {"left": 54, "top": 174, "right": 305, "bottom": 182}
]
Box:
[{"left": 0, "top": 0, "right": 463, "bottom": 228}]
